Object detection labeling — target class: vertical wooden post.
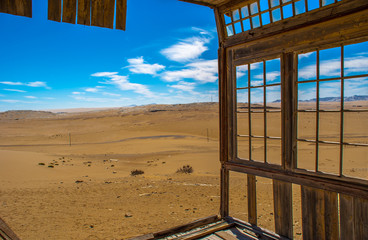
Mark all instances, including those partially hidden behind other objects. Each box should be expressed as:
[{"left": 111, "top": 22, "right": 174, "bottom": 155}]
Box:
[
  {"left": 273, "top": 179, "right": 293, "bottom": 238},
  {"left": 247, "top": 174, "right": 257, "bottom": 225}
]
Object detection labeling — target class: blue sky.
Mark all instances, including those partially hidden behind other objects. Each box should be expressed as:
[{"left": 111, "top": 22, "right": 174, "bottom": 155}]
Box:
[{"left": 0, "top": 0, "right": 219, "bottom": 111}]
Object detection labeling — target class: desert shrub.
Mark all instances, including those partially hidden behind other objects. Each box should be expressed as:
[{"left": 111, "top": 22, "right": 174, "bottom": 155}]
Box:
[
  {"left": 176, "top": 165, "right": 193, "bottom": 174},
  {"left": 131, "top": 169, "right": 144, "bottom": 176},
  {"left": 38, "top": 162, "right": 45, "bottom": 166}
]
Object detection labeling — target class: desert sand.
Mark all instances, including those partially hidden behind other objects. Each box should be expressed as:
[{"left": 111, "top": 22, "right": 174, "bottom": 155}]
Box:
[{"left": 0, "top": 102, "right": 366, "bottom": 239}]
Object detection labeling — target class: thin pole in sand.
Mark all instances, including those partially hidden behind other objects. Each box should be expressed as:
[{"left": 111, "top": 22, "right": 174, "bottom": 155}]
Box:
[{"left": 69, "top": 133, "right": 71, "bottom": 146}]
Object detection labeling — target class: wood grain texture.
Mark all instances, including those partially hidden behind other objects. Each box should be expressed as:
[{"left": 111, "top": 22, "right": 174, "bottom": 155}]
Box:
[
  {"left": 14, "top": 0, "right": 32, "bottom": 17},
  {"left": 273, "top": 179, "right": 292, "bottom": 238},
  {"left": 48, "top": 0, "right": 61, "bottom": 22},
  {"left": 353, "top": 196, "right": 368, "bottom": 239},
  {"left": 91, "top": 0, "right": 104, "bottom": 27},
  {"left": 247, "top": 174, "right": 257, "bottom": 225},
  {"left": 103, "top": 0, "right": 115, "bottom": 29},
  {"left": 301, "top": 186, "right": 338, "bottom": 240},
  {"left": 115, "top": 0, "right": 127, "bottom": 30},
  {"left": 62, "top": 0, "right": 76, "bottom": 24},
  {"left": 0, "top": 217, "right": 21, "bottom": 240},
  {"left": 77, "top": 0, "right": 91, "bottom": 25},
  {"left": 220, "top": 166, "right": 229, "bottom": 217},
  {"left": 340, "top": 194, "right": 355, "bottom": 240}
]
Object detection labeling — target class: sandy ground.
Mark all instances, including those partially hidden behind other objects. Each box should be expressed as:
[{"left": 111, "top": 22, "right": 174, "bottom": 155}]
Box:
[{"left": 0, "top": 102, "right": 366, "bottom": 239}]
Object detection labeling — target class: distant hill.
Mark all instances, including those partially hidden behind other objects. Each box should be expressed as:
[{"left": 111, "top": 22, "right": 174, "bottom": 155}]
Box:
[
  {"left": 0, "top": 110, "right": 56, "bottom": 120},
  {"left": 273, "top": 95, "right": 368, "bottom": 103}
]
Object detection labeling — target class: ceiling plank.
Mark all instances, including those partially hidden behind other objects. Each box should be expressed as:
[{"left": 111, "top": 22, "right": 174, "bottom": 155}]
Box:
[
  {"left": 62, "top": 0, "right": 77, "bottom": 24},
  {"left": 115, "top": 0, "right": 127, "bottom": 30},
  {"left": 103, "top": 0, "right": 115, "bottom": 29},
  {"left": 48, "top": 0, "right": 61, "bottom": 22},
  {"left": 77, "top": 0, "right": 91, "bottom": 25},
  {"left": 92, "top": 0, "right": 105, "bottom": 27}
]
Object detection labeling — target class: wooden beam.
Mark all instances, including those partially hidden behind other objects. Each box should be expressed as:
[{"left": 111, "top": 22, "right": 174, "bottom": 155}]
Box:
[
  {"left": 15, "top": 0, "right": 32, "bottom": 17},
  {"left": 62, "top": 0, "right": 77, "bottom": 24},
  {"left": 220, "top": 165, "right": 229, "bottom": 217},
  {"left": 115, "top": 0, "right": 127, "bottom": 30},
  {"left": 77, "top": 0, "right": 91, "bottom": 25},
  {"left": 91, "top": 0, "right": 104, "bottom": 27},
  {"left": 247, "top": 174, "right": 257, "bottom": 225},
  {"left": 179, "top": 0, "right": 216, "bottom": 8},
  {"left": 103, "top": 0, "right": 115, "bottom": 29},
  {"left": 48, "top": 0, "right": 61, "bottom": 22},
  {"left": 273, "top": 179, "right": 292, "bottom": 238},
  {"left": 0, "top": 217, "right": 20, "bottom": 240}
]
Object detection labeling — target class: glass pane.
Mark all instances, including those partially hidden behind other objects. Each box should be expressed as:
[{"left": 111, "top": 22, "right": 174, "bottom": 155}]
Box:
[
  {"left": 344, "top": 78, "right": 368, "bottom": 110},
  {"left": 318, "top": 143, "right": 340, "bottom": 175},
  {"left": 344, "top": 41, "right": 368, "bottom": 77},
  {"left": 298, "top": 51, "right": 317, "bottom": 81},
  {"left": 260, "top": 0, "right": 269, "bottom": 11},
  {"left": 298, "top": 112, "right": 316, "bottom": 140},
  {"left": 267, "top": 139, "right": 281, "bottom": 165},
  {"left": 243, "top": 19, "right": 251, "bottom": 31},
  {"left": 224, "top": 13, "right": 232, "bottom": 24},
  {"left": 343, "top": 145, "right": 368, "bottom": 180},
  {"left": 344, "top": 112, "right": 368, "bottom": 144},
  {"left": 307, "top": 0, "right": 320, "bottom": 11},
  {"left": 237, "top": 89, "right": 248, "bottom": 111},
  {"left": 234, "top": 22, "right": 242, "bottom": 34},
  {"left": 319, "top": 80, "right": 341, "bottom": 111},
  {"left": 237, "top": 113, "right": 249, "bottom": 136},
  {"left": 282, "top": 0, "right": 291, "bottom": 3},
  {"left": 319, "top": 47, "right": 341, "bottom": 79},
  {"left": 251, "top": 88, "right": 264, "bottom": 108},
  {"left": 266, "top": 58, "right": 281, "bottom": 84},
  {"left": 319, "top": 112, "right": 340, "bottom": 142},
  {"left": 238, "top": 136, "right": 250, "bottom": 159},
  {"left": 236, "top": 65, "right": 248, "bottom": 88},
  {"left": 251, "top": 112, "right": 264, "bottom": 137},
  {"left": 272, "top": 8, "right": 282, "bottom": 22},
  {"left": 233, "top": 9, "right": 240, "bottom": 21},
  {"left": 322, "top": 0, "right": 335, "bottom": 6},
  {"left": 241, "top": 6, "right": 249, "bottom": 18},
  {"left": 261, "top": 12, "right": 271, "bottom": 25},
  {"left": 266, "top": 85, "right": 281, "bottom": 108},
  {"left": 271, "top": 0, "right": 280, "bottom": 8},
  {"left": 251, "top": 137, "right": 264, "bottom": 162},
  {"left": 226, "top": 25, "right": 234, "bottom": 37},
  {"left": 297, "top": 141, "right": 316, "bottom": 171},
  {"left": 295, "top": 0, "right": 306, "bottom": 15},
  {"left": 229, "top": 171, "right": 248, "bottom": 219},
  {"left": 250, "top": 62, "right": 264, "bottom": 86},
  {"left": 267, "top": 111, "right": 281, "bottom": 138},
  {"left": 252, "top": 15, "right": 261, "bottom": 28},
  {"left": 250, "top": 2, "right": 259, "bottom": 15},
  {"left": 282, "top": 4, "right": 293, "bottom": 19},
  {"left": 298, "top": 82, "right": 317, "bottom": 110}
]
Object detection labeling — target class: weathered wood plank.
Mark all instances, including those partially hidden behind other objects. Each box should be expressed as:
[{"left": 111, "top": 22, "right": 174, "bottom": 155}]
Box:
[
  {"left": 220, "top": 166, "right": 229, "bottom": 217},
  {"left": 62, "top": 0, "right": 76, "bottom": 24},
  {"left": 340, "top": 194, "right": 355, "bottom": 240},
  {"left": 214, "top": 230, "right": 238, "bottom": 240},
  {"left": 180, "top": 222, "right": 235, "bottom": 240},
  {"left": 0, "top": 217, "right": 20, "bottom": 240},
  {"left": 115, "top": 0, "right": 127, "bottom": 30},
  {"left": 48, "top": 0, "right": 61, "bottom": 22},
  {"left": 354, "top": 196, "right": 368, "bottom": 239},
  {"left": 247, "top": 174, "right": 257, "bottom": 225},
  {"left": 301, "top": 186, "right": 338, "bottom": 240},
  {"left": 4, "top": 0, "right": 16, "bottom": 15},
  {"left": 273, "top": 179, "right": 292, "bottom": 238},
  {"left": 103, "top": 0, "right": 115, "bottom": 29},
  {"left": 91, "top": 0, "right": 104, "bottom": 27},
  {"left": 77, "top": 0, "right": 91, "bottom": 25},
  {"left": 14, "top": 0, "right": 32, "bottom": 17}
]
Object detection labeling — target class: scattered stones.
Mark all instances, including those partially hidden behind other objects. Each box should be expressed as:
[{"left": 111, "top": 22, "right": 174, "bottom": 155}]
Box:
[
  {"left": 48, "top": 165, "right": 54, "bottom": 168},
  {"left": 124, "top": 213, "right": 133, "bottom": 218},
  {"left": 112, "top": 171, "right": 117, "bottom": 174},
  {"left": 38, "top": 162, "right": 45, "bottom": 166},
  {"left": 75, "top": 180, "right": 84, "bottom": 184}
]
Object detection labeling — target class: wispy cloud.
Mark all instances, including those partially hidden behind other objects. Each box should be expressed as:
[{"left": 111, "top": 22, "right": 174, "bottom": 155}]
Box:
[
  {"left": 85, "top": 86, "right": 104, "bottom": 93},
  {"left": 161, "top": 59, "right": 218, "bottom": 83},
  {"left": 127, "top": 57, "right": 165, "bottom": 75},
  {"left": 0, "top": 81, "right": 50, "bottom": 89},
  {"left": 72, "top": 92, "right": 84, "bottom": 95},
  {"left": 161, "top": 37, "right": 210, "bottom": 63},
  {"left": 91, "top": 72, "right": 118, "bottom": 77},
  {"left": 3, "top": 89, "right": 27, "bottom": 93},
  {"left": 92, "top": 73, "right": 153, "bottom": 97},
  {"left": 25, "top": 96, "right": 37, "bottom": 99},
  {"left": 169, "top": 81, "right": 196, "bottom": 93}
]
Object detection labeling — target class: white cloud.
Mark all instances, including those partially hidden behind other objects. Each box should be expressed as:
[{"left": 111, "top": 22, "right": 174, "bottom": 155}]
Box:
[
  {"left": 92, "top": 73, "right": 153, "bottom": 97},
  {"left": 161, "top": 37, "right": 210, "bottom": 63},
  {"left": 0, "top": 81, "right": 50, "bottom": 89},
  {"left": 161, "top": 59, "right": 218, "bottom": 83},
  {"left": 127, "top": 57, "right": 165, "bottom": 75},
  {"left": 169, "top": 81, "right": 196, "bottom": 93},
  {"left": 91, "top": 72, "right": 118, "bottom": 77},
  {"left": 0, "top": 99, "right": 22, "bottom": 103},
  {"left": 85, "top": 86, "right": 104, "bottom": 93},
  {"left": 25, "top": 96, "right": 37, "bottom": 99},
  {"left": 0, "top": 81, "right": 23, "bottom": 85},
  {"left": 72, "top": 92, "right": 84, "bottom": 95},
  {"left": 4, "top": 89, "right": 26, "bottom": 93},
  {"left": 102, "top": 92, "right": 121, "bottom": 97}
]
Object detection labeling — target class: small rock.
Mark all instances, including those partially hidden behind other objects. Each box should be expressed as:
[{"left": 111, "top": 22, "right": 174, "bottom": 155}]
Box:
[
  {"left": 75, "top": 180, "right": 84, "bottom": 184},
  {"left": 125, "top": 213, "right": 133, "bottom": 218}
]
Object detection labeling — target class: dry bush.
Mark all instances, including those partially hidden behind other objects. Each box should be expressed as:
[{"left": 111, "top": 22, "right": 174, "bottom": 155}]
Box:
[
  {"left": 176, "top": 165, "right": 193, "bottom": 174},
  {"left": 130, "top": 169, "right": 144, "bottom": 176}
]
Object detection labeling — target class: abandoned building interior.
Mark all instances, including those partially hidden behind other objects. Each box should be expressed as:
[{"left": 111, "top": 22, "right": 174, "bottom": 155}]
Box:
[{"left": 0, "top": 0, "right": 367, "bottom": 239}]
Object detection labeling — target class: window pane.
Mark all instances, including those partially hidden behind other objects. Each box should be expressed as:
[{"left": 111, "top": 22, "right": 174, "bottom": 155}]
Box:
[
  {"left": 252, "top": 15, "right": 261, "bottom": 28},
  {"left": 271, "top": 0, "right": 280, "bottom": 8},
  {"left": 319, "top": 80, "right": 341, "bottom": 111},
  {"left": 343, "top": 146, "right": 368, "bottom": 180},
  {"left": 322, "top": 0, "right": 335, "bottom": 6},
  {"left": 237, "top": 89, "right": 248, "bottom": 111},
  {"left": 298, "top": 112, "right": 316, "bottom": 140},
  {"left": 297, "top": 141, "right": 315, "bottom": 171},
  {"left": 224, "top": 13, "right": 232, "bottom": 24},
  {"left": 266, "top": 58, "right": 281, "bottom": 84},
  {"left": 272, "top": 8, "right": 282, "bottom": 22},
  {"left": 319, "top": 112, "right": 340, "bottom": 142},
  {"left": 250, "top": 2, "right": 259, "bottom": 15},
  {"left": 226, "top": 25, "right": 234, "bottom": 36},
  {"left": 344, "top": 78, "right": 368, "bottom": 110},
  {"left": 261, "top": 13, "right": 271, "bottom": 25},
  {"left": 266, "top": 85, "right": 281, "bottom": 108},
  {"left": 238, "top": 137, "right": 250, "bottom": 159},
  {"left": 250, "top": 62, "right": 264, "bottom": 86},
  {"left": 344, "top": 41, "right": 368, "bottom": 77},
  {"left": 236, "top": 65, "right": 248, "bottom": 88},
  {"left": 344, "top": 112, "right": 368, "bottom": 144},
  {"left": 319, "top": 47, "right": 341, "bottom": 79},
  {"left": 267, "top": 112, "right": 281, "bottom": 138},
  {"left": 267, "top": 139, "right": 281, "bottom": 165},
  {"left": 241, "top": 6, "right": 249, "bottom": 18},
  {"left": 282, "top": 4, "right": 293, "bottom": 19},
  {"left": 251, "top": 137, "right": 264, "bottom": 162},
  {"left": 298, "top": 82, "right": 317, "bottom": 110},
  {"left": 307, "top": 0, "right": 319, "bottom": 11},
  {"left": 318, "top": 143, "right": 340, "bottom": 175},
  {"left": 251, "top": 112, "right": 264, "bottom": 136},
  {"left": 243, "top": 19, "right": 251, "bottom": 31},
  {"left": 233, "top": 9, "right": 240, "bottom": 21},
  {"left": 295, "top": 0, "right": 306, "bottom": 15},
  {"left": 298, "top": 51, "right": 317, "bottom": 81},
  {"left": 260, "top": 0, "right": 269, "bottom": 11},
  {"left": 251, "top": 87, "right": 264, "bottom": 108},
  {"left": 237, "top": 113, "right": 249, "bottom": 136},
  {"left": 234, "top": 22, "right": 242, "bottom": 34}
]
